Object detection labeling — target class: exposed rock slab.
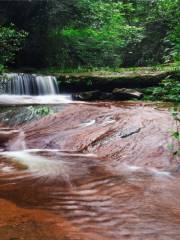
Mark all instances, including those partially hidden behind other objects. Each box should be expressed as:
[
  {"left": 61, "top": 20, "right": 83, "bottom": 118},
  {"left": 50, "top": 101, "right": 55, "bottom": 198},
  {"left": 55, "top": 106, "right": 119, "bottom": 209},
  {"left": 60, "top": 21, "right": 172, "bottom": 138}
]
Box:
[
  {"left": 0, "top": 102, "right": 180, "bottom": 240},
  {"left": 21, "top": 102, "right": 176, "bottom": 169}
]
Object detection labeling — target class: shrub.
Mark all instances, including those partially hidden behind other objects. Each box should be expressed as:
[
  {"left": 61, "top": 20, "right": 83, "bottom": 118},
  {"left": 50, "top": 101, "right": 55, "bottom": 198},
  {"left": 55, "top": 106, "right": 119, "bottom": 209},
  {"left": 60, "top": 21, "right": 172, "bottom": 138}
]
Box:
[
  {"left": 0, "top": 24, "right": 28, "bottom": 66},
  {"left": 143, "top": 78, "right": 180, "bottom": 102},
  {"left": 51, "top": 1, "right": 143, "bottom": 68}
]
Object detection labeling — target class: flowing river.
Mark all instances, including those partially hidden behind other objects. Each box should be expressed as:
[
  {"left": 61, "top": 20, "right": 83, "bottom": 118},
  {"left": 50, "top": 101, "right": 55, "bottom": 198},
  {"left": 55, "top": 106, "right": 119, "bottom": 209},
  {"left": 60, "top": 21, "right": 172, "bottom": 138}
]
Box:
[{"left": 0, "top": 74, "right": 179, "bottom": 240}]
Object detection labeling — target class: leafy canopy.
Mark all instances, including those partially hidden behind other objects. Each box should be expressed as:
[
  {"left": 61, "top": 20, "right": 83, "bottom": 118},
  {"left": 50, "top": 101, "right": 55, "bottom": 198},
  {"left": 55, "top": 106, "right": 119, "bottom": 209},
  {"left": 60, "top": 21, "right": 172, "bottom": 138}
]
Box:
[{"left": 52, "top": 1, "right": 143, "bottom": 67}]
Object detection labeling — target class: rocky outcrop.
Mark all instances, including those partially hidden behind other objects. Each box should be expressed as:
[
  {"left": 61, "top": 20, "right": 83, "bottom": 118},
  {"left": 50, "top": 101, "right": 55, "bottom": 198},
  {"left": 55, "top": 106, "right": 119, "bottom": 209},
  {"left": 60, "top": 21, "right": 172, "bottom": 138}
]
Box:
[
  {"left": 22, "top": 102, "right": 175, "bottom": 169},
  {"left": 73, "top": 90, "right": 113, "bottom": 101},
  {"left": 57, "top": 69, "right": 179, "bottom": 92},
  {"left": 0, "top": 74, "right": 8, "bottom": 94},
  {"left": 112, "top": 88, "right": 143, "bottom": 100},
  {"left": 0, "top": 127, "right": 25, "bottom": 151},
  {"left": 73, "top": 88, "right": 143, "bottom": 101}
]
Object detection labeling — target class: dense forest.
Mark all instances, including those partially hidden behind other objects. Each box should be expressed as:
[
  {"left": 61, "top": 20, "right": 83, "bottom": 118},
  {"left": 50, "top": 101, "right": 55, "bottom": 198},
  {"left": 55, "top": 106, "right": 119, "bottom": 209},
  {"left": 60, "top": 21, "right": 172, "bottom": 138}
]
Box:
[{"left": 0, "top": 0, "right": 179, "bottom": 70}]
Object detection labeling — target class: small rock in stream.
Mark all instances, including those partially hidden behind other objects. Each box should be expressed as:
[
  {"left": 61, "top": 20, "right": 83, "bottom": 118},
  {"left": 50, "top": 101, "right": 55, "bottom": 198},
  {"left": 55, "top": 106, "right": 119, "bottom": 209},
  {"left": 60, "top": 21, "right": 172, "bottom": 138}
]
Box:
[
  {"left": 119, "top": 126, "right": 141, "bottom": 138},
  {"left": 73, "top": 88, "right": 143, "bottom": 101},
  {"left": 112, "top": 88, "right": 143, "bottom": 100}
]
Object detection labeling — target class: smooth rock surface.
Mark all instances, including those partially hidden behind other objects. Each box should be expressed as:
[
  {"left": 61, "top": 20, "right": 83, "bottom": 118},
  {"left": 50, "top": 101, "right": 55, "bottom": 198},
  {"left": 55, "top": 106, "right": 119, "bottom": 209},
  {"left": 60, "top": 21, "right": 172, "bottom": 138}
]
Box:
[
  {"left": 112, "top": 88, "right": 143, "bottom": 99},
  {"left": 0, "top": 101, "right": 179, "bottom": 240}
]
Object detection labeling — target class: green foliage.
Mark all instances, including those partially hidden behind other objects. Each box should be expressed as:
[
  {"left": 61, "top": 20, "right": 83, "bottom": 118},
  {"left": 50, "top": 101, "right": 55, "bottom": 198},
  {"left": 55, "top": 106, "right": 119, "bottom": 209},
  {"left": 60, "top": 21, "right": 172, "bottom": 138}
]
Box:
[
  {"left": 34, "top": 107, "right": 54, "bottom": 117},
  {"left": 0, "top": 0, "right": 179, "bottom": 68},
  {"left": 40, "top": 61, "right": 180, "bottom": 74},
  {"left": 168, "top": 107, "right": 180, "bottom": 158},
  {"left": 158, "top": 0, "right": 180, "bottom": 62},
  {"left": 0, "top": 24, "right": 27, "bottom": 66},
  {"left": 122, "top": 0, "right": 180, "bottom": 66},
  {"left": 46, "top": 0, "right": 180, "bottom": 67},
  {"left": 51, "top": 1, "right": 143, "bottom": 68},
  {"left": 143, "top": 78, "right": 180, "bottom": 102},
  {"left": 164, "top": 24, "right": 180, "bottom": 62},
  {"left": 0, "top": 64, "right": 5, "bottom": 74}
]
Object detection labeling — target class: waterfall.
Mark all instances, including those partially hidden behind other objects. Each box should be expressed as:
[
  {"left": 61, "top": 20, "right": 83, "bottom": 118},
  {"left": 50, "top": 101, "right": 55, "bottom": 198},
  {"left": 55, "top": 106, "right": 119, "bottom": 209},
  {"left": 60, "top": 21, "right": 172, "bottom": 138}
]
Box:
[{"left": 3, "top": 73, "right": 59, "bottom": 95}]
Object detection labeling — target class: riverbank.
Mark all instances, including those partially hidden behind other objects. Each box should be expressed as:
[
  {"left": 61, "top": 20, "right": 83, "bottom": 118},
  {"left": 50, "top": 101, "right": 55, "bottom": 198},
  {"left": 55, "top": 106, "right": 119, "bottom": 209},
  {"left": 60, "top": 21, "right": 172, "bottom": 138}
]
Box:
[
  {"left": 38, "top": 62, "right": 179, "bottom": 92},
  {"left": 53, "top": 64, "right": 180, "bottom": 102}
]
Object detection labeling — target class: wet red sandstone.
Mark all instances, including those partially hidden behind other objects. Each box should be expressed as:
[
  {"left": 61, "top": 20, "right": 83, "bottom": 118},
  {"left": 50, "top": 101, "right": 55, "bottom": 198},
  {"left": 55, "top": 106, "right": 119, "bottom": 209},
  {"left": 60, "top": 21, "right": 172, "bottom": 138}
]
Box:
[
  {"left": 22, "top": 102, "right": 177, "bottom": 169},
  {"left": 0, "top": 102, "right": 180, "bottom": 240}
]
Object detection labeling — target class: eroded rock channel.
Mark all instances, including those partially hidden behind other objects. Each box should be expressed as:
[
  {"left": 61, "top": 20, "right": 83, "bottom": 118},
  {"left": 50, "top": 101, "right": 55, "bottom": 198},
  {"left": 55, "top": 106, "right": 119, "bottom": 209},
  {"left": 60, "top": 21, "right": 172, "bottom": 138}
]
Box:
[{"left": 0, "top": 101, "right": 180, "bottom": 240}]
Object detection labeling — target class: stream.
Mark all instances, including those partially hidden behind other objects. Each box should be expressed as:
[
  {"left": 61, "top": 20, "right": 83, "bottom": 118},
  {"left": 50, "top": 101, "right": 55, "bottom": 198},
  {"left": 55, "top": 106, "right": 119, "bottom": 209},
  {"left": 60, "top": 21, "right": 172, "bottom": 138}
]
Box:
[{"left": 0, "top": 74, "right": 179, "bottom": 240}]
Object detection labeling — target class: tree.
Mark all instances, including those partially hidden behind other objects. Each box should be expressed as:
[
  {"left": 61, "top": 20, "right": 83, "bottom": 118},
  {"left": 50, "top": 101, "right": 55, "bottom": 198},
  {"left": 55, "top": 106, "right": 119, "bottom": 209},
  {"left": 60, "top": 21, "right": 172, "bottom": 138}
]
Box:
[
  {"left": 0, "top": 0, "right": 179, "bottom": 68},
  {"left": 50, "top": 1, "right": 143, "bottom": 67},
  {"left": 122, "top": 0, "right": 180, "bottom": 66},
  {"left": 0, "top": 24, "right": 27, "bottom": 72}
]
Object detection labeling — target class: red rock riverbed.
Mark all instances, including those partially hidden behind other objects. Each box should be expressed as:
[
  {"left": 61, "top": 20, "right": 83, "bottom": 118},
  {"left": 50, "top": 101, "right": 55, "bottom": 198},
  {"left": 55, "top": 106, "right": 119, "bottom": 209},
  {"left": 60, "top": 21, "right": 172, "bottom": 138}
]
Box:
[{"left": 0, "top": 101, "right": 179, "bottom": 240}]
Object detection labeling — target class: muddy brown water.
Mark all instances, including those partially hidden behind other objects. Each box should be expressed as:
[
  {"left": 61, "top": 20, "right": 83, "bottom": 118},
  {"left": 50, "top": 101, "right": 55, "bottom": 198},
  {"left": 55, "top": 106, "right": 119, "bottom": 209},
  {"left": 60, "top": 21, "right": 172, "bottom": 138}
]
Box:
[{"left": 0, "top": 101, "right": 180, "bottom": 240}]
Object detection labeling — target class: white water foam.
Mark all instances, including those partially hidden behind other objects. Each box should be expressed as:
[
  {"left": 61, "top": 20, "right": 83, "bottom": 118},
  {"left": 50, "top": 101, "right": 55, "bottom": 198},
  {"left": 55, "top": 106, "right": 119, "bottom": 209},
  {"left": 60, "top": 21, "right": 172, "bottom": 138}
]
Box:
[
  {"left": 0, "top": 94, "right": 73, "bottom": 105},
  {"left": 0, "top": 150, "right": 97, "bottom": 180}
]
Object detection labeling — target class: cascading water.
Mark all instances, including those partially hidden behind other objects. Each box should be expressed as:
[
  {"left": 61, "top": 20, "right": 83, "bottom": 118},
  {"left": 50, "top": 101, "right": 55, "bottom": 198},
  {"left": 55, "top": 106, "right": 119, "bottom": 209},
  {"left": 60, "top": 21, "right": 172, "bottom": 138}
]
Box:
[
  {"left": 4, "top": 73, "right": 59, "bottom": 95},
  {"left": 0, "top": 73, "right": 73, "bottom": 105}
]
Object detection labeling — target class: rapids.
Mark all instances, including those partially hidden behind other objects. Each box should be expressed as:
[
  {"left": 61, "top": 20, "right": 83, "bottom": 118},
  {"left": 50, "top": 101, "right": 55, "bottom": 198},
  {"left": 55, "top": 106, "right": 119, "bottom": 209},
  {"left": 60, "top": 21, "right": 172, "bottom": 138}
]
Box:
[{"left": 0, "top": 100, "right": 179, "bottom": 240}]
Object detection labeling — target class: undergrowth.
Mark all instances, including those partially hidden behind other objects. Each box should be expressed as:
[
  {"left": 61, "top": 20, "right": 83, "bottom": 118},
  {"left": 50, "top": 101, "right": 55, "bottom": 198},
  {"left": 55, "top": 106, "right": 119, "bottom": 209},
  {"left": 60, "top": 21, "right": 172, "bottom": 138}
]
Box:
[
  {"left": 39, "top": 62, "right": 180, "bottom": 75},
  {"left": 142, "top": 78, "right": 180, "bottom": 102},
  {"left": 168, "top": 107, "right": 180, "bottom": 159}
]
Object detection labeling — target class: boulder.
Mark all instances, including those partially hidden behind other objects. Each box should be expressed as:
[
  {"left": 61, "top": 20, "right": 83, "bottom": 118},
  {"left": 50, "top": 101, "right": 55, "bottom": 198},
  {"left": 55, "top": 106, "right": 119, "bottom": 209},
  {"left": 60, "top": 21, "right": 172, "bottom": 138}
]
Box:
[
  {"left": 73, "top": 91, "right": 100, "bottom": 101},
  {"left": 73, "top": 88, "right": 143, "bottom": 101},
  {"left": 73, "top": 91, "right": 113, "bottom": 101},
  {"left": 0, "top": 128, "right": 21, "bottom": 150},
  {"left": 112, "top": 88, "right": 143, "bottom": 100}
]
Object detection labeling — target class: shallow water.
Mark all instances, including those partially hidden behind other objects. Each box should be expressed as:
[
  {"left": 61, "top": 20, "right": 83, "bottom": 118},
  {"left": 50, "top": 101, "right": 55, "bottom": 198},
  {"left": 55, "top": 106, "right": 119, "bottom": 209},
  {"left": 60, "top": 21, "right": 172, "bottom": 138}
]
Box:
[
  {"left": 0, "top": 149, "right": 180, "bottom": 240},
  {"left": 0, "top": 100, "right": 179, "bottom": 240}
]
